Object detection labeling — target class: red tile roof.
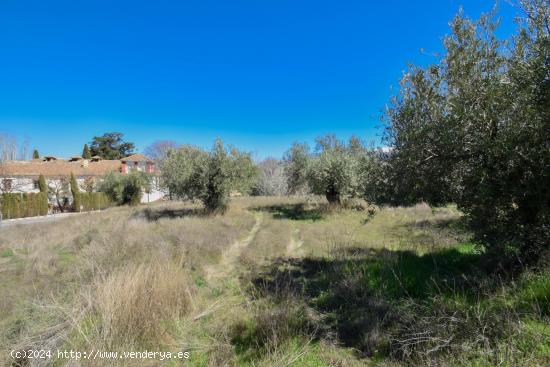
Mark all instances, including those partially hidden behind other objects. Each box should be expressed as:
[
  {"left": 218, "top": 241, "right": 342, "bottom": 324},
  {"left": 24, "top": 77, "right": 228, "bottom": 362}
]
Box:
[
  {"left": 0, "top": 159, "right": 122, "bottom": 177},
  {"left": 121, "top": 154, "right": 153, "bottom": 163}
]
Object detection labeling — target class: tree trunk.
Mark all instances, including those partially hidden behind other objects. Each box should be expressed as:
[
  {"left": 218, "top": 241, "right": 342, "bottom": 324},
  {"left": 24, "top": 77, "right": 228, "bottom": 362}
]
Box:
[{"left": 325, "top": 188, "right": 341, "bottom": 205}]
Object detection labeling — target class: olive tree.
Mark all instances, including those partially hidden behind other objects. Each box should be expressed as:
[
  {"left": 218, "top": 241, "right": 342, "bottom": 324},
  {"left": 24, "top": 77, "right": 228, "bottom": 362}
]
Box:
[
  {"left": 284, "top": 135, "right": 366, "bottom": 205},
  {"left": 382, "top": 1, "right": 550, "bottom": 262},
  {"left": 283, "top": 143, "right": 310, "bottom": 195},
  {"left": 162, "top": 139, "right": 257, "bottom": 213}
]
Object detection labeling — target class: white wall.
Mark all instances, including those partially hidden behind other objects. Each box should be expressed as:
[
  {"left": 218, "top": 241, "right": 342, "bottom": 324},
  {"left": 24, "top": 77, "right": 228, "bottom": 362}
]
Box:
[
  {"left": 1, "top": 177, "right": 38, "bottom": 193},
  {"left": 3, "top": 175, "right": 165, "bottom": 204},
  {"left": 127, "top": 162, "right": 147, "bottom": 172},
  {"left": 141, "top": 188, "right": 165, "bottom": 203}
]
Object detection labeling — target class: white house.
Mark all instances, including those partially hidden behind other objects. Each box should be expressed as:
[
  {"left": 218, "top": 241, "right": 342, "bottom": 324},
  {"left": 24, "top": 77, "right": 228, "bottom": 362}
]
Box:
[{"left": 0, "top": 153, "right": 164, "bottom": 206}]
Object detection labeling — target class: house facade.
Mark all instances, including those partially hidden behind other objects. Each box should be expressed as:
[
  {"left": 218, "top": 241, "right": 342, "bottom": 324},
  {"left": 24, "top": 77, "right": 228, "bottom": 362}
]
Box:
[{"left": 0, "top": 154, "right": 164, "bottom": 206}]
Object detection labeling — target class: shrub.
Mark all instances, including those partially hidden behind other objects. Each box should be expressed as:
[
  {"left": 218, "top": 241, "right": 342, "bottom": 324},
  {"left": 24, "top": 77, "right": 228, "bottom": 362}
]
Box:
[
  {"left": 79, "top": 192, "right": 114, "bottom": 211},
  {"left": 0, "top": 192, "right": 48, "bottom": 219},
  {"left": 99, "top": 171, "right": 150, "bottom": 206}
]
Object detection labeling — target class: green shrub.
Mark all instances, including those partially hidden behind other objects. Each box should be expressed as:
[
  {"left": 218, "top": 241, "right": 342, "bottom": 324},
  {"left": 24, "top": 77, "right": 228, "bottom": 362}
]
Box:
[
  {"left": 99, "top": 171, "right": 151, "bottom": 206},
  {"left": 0, "top": 192, "right": 48, "bottom": 219},
  {"left": 79, "top": 192, "right": 114, "bottom": 211}
]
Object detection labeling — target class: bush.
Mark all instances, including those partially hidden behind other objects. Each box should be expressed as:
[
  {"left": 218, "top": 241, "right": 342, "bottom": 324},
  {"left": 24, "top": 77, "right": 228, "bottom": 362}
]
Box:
[
  {"left": 99, "top": 171, "right": 151, "bottom": 206},
  {"left": 79, "top": 192, "right": 114, "bottom": 211},
  {"left": 0, "top": 192, "right": 48, "bottom": 219}
]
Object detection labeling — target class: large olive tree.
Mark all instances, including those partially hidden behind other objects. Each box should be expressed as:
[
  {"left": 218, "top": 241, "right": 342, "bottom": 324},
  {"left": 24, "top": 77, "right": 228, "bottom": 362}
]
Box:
[
  {"left": 162, "top": 139, "right": 257, "bottom": 213},
  {"left": 382, "top": 1, "right": 550, "bottom": 262}
]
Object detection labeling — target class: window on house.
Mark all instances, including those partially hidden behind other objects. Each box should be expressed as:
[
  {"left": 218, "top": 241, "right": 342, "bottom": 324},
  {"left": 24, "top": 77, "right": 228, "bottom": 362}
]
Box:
[{"left": 33, "top": 180, "right": 40, "bottom": 189}]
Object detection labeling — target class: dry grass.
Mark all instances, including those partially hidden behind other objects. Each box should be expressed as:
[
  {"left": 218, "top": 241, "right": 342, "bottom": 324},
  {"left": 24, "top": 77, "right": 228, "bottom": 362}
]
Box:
[
  {"left": 246, "top": 197, "right": 466, "bottom": 257},
  {"left": 3, "top": 196, "right": 543, "bottom": 366},
  {"left": 239, "top": 216, "right": 293, "bottom": 265},
  {"left": 0, "top": 200, "right": 255, "bottom": 366},
  {"left": 93, "top": 261, "right": 194, "bottom": 349}
]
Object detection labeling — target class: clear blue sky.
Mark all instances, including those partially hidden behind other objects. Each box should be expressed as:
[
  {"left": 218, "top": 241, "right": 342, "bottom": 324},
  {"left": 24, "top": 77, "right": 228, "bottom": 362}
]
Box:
[{"left": 0, "top": 0, "right": 518, "bottom": 160}]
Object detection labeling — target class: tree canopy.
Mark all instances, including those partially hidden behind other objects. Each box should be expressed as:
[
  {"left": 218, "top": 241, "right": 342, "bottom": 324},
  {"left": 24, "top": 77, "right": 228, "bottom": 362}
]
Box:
[
  {"left": 162, "top": 139, "right": 257, "bottom": 213},
  {"left": 82, "top": 144, "right": 91, "bottom": 159},
  {"left": 144, "top": 140, "right": 179, "bottom": 172},
  {"left": 381, "top": 1, "right": 550, "bottom": 262},
  {"left": 99, "top": 171, "right": 150, "bottom": 206},
  {"left": 284, "top": 135, "right": 367, "bottom": 204},
  {"left": 89, "top": 132, "right": 135, "bottom": 160}
]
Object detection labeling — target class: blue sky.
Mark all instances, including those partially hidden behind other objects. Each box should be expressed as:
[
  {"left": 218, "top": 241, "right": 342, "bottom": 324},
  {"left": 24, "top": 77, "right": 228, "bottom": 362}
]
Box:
[{"left": 0, "top": 0, "right": 518, "bottom": 160}]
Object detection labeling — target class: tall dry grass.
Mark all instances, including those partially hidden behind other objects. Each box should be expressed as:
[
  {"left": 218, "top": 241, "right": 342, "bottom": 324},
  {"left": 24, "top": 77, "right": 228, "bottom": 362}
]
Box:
[
  {"left": 0, "top": 200, "right": 255, "bottom": 366},
  {"left": 4, "top": 196, "right": 543, "bottom": 366},
  {"left": 93, "top": 261, "right": 194, "bottom": 349}
]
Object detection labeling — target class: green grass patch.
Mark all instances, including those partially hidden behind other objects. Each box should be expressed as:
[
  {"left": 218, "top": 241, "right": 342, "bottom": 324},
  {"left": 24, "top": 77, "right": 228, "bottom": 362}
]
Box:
[
  {"left": 0, "top": 248, "right": 14, "bottom": 258},
  {"left": 515, "top": 271, "right": 550, "bottom": 316}
]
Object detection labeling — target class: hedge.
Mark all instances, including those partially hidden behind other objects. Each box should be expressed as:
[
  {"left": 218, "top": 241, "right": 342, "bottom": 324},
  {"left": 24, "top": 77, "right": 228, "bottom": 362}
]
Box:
[
  {"left": 79, "top": 192, "right": 114, "bottom": 211},
  {"left": 0, "top": 193, "right": 48, "bottom": 219}
]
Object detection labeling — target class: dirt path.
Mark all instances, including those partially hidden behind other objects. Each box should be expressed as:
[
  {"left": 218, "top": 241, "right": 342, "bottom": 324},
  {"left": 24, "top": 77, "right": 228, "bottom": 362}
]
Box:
[
  {"left": 204, "top": 212, "right": 263, "bottom": 281},
  {"left": 286, "top": 227, "right": 304, "bottom": 256},
  {"left": 194, "top": 213, "right": 263, "bottom": 321}
]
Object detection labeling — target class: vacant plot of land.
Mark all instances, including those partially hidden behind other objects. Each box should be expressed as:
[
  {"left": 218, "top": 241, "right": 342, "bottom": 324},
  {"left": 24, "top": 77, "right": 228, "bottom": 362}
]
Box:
[{"left": 1, "top": 197, "right": 548, "bottom": 366}]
